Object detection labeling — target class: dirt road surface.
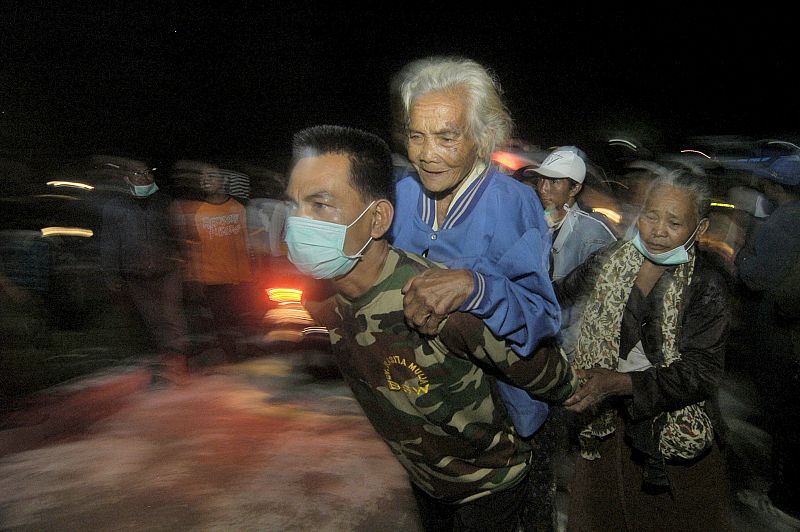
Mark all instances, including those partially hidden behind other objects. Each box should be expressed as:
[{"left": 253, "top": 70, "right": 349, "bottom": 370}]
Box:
[{"left": 0, "top": 352, "right": 422, "bottom": 531}]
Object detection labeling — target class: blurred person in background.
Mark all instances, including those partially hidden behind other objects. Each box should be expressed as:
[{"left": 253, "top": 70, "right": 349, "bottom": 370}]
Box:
[
  {"left": 518, "top": 146, "right": 617, "bottom": 530},
  {"left": 170, "top": 160, "right": 254, "bottom": 364},
  {"left": 285, "top": 124, "right": 578, "bottom": 532},
  {"left": 387, "top": 55, "right": 563, "bottom": 531},
  {"left": 558, "top": 169, "right": 733, "bottom": 531},
  {"left": 615, "top": 161, "right": 658, "bottom": 239},
  {"left": 97, "top": 156, "right": 189, "bottom": 386},
  {"left": 520, "top": 146, "right": 617, "bottom": 360},
  {"left": 246, "top": 170, "right": 289, "bottom": 264},
  {"left": 703, "top": 183, "right": 773, "bottom": 279},
  {"left": 733, "top": 155, "right": 800, "bottom": 529}
]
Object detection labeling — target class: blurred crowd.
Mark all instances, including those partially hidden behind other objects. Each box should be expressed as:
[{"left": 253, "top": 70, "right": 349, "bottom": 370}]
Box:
[{"left": 1, "top": 55, "right": 799, "bottom": 532}]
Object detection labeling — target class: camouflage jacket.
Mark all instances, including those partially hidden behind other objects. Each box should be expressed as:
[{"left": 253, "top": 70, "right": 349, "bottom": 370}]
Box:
[{"left": 308, "top": 247, "right": 577, "bottom": 503}]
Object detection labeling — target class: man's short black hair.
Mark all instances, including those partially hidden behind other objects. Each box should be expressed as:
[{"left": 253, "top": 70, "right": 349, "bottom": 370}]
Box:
[{"left": 291, "top": 125, "right": 395, "bottom": 205}]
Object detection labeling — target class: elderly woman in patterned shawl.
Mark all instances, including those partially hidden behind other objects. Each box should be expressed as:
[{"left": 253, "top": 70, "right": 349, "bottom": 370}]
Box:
[{"left": 556, "top": 167, "right": 733, "bottom": 531}]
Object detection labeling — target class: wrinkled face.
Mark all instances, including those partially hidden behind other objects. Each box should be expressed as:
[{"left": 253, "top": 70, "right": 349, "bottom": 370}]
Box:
[
  {"left": 406, "top": 90, "right": 479, "bottom": 195},
  {"left": 286, "top": 153, "right": 373, "bottom": 256},
  {"left": 535, "top": 177, "right": 579, "bottom": 212},
  {"left": 637, "top": 185, "right": 700, "bottom": 253}
]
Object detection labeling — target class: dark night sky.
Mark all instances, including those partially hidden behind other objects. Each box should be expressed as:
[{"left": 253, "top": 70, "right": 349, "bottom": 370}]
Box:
[{"left": 2, "top": 3, "right": 798, "bottom": 169}]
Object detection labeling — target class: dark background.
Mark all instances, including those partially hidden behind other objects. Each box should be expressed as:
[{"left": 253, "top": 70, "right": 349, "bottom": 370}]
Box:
[{"left": 2, "top": 3, "right": 797, "bottom": 170}]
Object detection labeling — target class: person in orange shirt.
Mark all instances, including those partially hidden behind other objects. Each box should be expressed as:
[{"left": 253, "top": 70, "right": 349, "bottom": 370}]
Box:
[{"left": 171, "top": 160, "right": 254, "bottom": 363}]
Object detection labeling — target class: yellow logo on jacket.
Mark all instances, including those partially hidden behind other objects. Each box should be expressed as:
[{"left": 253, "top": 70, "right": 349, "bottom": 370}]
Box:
[{"left": 383, "top": 355, "right": 430, "bottom": 396}]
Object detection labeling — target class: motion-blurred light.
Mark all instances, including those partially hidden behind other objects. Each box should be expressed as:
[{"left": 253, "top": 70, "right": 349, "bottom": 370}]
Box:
[
  {"left": 40, "top": 227, "right": 94, "bottom": 237},
  {"left": 46, "top": 181, "right": 95, "bottom": 190}
]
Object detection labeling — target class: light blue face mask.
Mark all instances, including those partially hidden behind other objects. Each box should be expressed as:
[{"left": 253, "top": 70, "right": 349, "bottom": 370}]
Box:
[
  {"left": 543, "top": 203, "right": 570, "bottom": 230},
  {"left": 125, "top": 176, "right": 159, "bottom": 198},
  {"left": 129, "top": 182, "right": 159, "bottom": 198},
  {"left": 543, "top": 207, "right": 561, "bottom": 229},
  {"left": 631, "top": 223, "right": 702, "bottom": 266},
  {"left": 284, "top": 201, "right": 375, "bottom": 279}
]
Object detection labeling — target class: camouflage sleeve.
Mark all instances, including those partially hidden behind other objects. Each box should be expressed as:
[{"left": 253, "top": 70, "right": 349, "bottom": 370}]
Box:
[
  {"left": 303, "top": 294, "right": 337, "bottom": 326},
  {"left": 438, "top": 312, "right": 578, "bottom": 403}
]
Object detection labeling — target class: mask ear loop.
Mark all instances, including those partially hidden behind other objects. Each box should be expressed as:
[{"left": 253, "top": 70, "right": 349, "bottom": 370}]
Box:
[
  {"left": 344, "top": 201, "right": 377, "bottom": 258},
  {"left": 683, "top": 221, "right": 705, "bottom": 250},
  {"left": 347, "top": 235, "right": 373, "bottom": 259},
  {"left": 123, "top": 175, "right": 138, "bottom": 195},
  {"left": 345, "top": 201, "right": 376, "bottom": 228}
]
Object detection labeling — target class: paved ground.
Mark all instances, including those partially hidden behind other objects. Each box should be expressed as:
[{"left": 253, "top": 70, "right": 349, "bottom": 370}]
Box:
[{"left": 0, "top": 349, "right": 789, "bottom": 531}]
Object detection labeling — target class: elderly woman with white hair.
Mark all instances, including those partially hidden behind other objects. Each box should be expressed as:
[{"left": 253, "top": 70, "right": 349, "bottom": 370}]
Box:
[
  {"left": 387, "top": 56, "right": 562, "bottom": 530},
  {"left": 558, "top": 168, "right": 733, "bottom": 530}
]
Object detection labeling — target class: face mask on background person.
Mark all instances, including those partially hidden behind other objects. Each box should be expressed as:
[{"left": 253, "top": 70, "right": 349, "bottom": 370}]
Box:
[
  {"left": 631, "top": 223, "right": 702, "bottom": 266},
  {"left": 124, "top": 176, "right": 159, "bottom": 198},
  {"left": 543, "top": 203, "right": 572, "bottom": 230},
  {"left": 543, "top": 207, "right": 560, "bottom": 229},
  {"left": 129, "top": 182, "right": 159, "bottom": 198},
  {"left": 284, "top": 201, "right": 375, "bottom": 279}
]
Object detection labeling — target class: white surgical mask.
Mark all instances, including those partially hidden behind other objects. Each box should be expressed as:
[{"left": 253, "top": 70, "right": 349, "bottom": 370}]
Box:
[{"left": 284, "top": 201, "right": 375, "bottom": 279}]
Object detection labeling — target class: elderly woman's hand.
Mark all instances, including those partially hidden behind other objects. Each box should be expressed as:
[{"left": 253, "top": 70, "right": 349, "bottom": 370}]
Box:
[
  {"left": 564, "top": 368, "right": 633, "bottom": 413},
  {"left": 402, "top": 268, "right": 474, "bottom": 336}
]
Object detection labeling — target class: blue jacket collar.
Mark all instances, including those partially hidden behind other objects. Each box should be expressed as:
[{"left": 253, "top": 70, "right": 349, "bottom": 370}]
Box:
[{"left": 417, "top": 165, "right": 493, "bottom": 230}]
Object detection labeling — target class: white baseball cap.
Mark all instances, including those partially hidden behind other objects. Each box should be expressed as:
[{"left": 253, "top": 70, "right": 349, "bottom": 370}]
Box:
[{"left": 532, "top": 148, "right": 586, "bottom": 183}]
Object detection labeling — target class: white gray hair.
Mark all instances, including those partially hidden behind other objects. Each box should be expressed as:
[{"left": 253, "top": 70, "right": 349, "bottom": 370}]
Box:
[
  {"left": 393, "top": 56, "right": 513, "bottom": 160},
  {"left": 645, "top": 168, "right": 712, "bottom": 223}
]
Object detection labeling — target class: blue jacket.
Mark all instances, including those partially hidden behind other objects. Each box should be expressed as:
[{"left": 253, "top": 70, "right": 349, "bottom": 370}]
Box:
[{"left": 389, "top": 165, "right": 561, "bottom": 437}]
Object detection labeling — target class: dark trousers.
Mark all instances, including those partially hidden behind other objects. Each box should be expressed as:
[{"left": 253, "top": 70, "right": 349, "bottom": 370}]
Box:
[
  {"left": 521, "top": 412, "right": 562, "bottom": 532},
  {"left": 411, "top": 474, "right": 530, "bottom": 532},
  {"left": 202, "top": 283, "right": 255, "bottom": 360},
  {"left": 125, "top": 269, "right": 188, "bottom": 356},
  {"left": 757, "top": 316, "right": 800, "bottom": 518}
]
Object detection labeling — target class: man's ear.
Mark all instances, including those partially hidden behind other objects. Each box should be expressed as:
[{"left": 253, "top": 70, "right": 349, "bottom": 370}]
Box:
[
  {"left": 569, "top": 182, "right": 583, "bottom": 199},
  {"left": 370, "top": 199, "right": 394, "bottom": 239}
]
